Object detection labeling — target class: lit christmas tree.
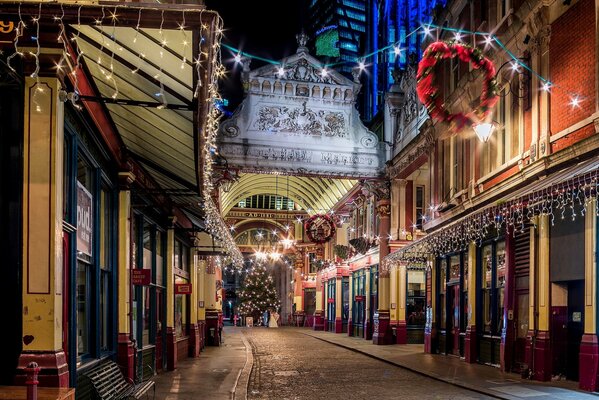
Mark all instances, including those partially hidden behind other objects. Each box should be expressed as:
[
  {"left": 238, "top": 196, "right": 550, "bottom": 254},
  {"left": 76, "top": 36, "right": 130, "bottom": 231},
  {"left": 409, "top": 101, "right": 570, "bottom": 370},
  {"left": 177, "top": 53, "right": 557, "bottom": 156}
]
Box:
[{"left": 236, "top": 263, "right": 281, "bottom": 321}]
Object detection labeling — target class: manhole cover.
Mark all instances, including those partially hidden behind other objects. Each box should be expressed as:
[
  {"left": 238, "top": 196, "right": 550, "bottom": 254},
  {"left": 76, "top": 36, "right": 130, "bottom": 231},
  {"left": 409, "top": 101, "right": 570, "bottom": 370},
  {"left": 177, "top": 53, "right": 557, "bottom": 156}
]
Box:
[
  {"left": 211, "top": 368, "right": 228, "bottom": 373},
  {"left": 274, "top": 370, "right": 299, "bottom": 376}
]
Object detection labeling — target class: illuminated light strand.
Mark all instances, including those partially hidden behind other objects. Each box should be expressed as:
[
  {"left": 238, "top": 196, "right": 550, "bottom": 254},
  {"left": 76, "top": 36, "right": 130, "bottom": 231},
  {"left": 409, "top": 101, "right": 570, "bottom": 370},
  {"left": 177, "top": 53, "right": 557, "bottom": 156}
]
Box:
[
  {"left": 131, "top": 8, "right": 143, "bottom": 75},
  {"left": 29, "top": 2, "right": 42, "bottom": 82},
  {"left": 155, "top": 9, "right": 167, "bottom": 109},
  {"left": 108, "top": 6, "right": 119, "bottom": 99},
  {"left": 179, "top": 10, "right": 188, "bottom": 70},
  {"left": 6, "top": 3, "right": 25, "bottom": 72}
]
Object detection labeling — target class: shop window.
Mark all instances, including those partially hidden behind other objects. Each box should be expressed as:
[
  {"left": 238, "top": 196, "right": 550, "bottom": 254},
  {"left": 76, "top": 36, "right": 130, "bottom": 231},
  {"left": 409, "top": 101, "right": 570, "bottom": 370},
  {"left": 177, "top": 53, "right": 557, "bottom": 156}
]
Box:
[
  {"left": 77, "top": 261, "right": 89, "bottom": 359},
  {"left": 342, "top": 277, "right": 349, "bottom": 323},
  {"left": 309, "top": 253, "right": 318, "bottom": 273},
  {"left": 407, "top": 269, "right": 425, "bottom": 327},
  {"left": 480, "top": 240, "right": 506, "bottom": 335},
  {"left": 439, "top": 259, "right": 447, "bottom": 330},
  {"left": 76, "top": 156, "right": 93, "bottom": 361},
  {"left": 142, "top": 224, "right": 152, "bottom": 347},
  {"left": 99, "top": 187, "right": 112, "bottom": 352}
]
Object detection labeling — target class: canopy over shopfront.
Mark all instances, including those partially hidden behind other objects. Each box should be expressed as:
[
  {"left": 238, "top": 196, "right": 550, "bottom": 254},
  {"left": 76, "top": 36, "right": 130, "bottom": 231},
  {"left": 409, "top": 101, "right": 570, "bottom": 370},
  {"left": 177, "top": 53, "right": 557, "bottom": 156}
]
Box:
[
  {"left": 385, "top": 157, "right": 599, "bottom": 266},
  {"left": 0, "top": 1, "right": 242, "bottom": 265}
]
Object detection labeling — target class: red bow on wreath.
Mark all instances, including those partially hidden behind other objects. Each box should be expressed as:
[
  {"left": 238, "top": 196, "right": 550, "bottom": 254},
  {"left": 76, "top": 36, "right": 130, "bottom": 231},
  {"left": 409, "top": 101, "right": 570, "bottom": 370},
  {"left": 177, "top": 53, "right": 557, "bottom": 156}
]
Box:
[{"left": 416, "top": 41, "right": 499, "bottom": 132}]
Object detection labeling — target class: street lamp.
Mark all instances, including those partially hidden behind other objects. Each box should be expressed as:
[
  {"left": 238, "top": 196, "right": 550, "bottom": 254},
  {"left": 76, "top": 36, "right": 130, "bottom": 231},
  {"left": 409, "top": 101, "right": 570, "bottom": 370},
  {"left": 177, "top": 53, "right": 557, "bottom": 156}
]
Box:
[{"left": 473, "top": 122, "right": 496, "bottom": 143}]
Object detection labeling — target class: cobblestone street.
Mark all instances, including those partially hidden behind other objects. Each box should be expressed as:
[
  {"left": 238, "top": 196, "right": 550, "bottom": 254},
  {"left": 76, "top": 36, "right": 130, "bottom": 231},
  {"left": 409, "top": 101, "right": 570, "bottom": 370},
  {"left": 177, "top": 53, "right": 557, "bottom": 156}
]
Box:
[{"left": 243, "top": 327, "right": 493, "bottom": 400}]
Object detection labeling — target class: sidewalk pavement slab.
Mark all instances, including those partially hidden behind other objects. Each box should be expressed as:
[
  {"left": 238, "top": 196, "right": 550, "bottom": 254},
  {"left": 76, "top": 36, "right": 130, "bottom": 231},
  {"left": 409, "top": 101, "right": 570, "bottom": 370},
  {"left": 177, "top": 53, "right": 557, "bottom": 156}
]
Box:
[
  {"left": 301, "top": 328, "right": 599, "bottom": 400},
  {"left": 153, "top": 327, "right": 250, "bottom": 400}
]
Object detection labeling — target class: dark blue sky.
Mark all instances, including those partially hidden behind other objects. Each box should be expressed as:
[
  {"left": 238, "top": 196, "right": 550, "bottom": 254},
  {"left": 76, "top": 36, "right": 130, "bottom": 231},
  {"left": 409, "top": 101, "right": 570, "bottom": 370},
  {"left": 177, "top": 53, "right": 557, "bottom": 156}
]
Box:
[{"left": 205, "top": 1, "right": 306, "bottom": 108}]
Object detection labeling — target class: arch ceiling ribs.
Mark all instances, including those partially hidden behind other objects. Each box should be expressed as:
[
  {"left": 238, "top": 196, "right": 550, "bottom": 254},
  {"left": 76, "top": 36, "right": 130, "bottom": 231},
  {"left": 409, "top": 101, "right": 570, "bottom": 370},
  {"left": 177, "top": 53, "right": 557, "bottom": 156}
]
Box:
[{"left": 220, "top": 173, "right": 357, "bottom": 215}]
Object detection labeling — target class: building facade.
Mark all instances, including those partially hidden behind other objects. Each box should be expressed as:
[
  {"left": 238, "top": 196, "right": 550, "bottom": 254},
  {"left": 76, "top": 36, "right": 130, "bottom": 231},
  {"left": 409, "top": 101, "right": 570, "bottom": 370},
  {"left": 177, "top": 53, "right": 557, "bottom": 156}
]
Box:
[{"left": 0, "top": 1, "right": 237, "bottom": 390}]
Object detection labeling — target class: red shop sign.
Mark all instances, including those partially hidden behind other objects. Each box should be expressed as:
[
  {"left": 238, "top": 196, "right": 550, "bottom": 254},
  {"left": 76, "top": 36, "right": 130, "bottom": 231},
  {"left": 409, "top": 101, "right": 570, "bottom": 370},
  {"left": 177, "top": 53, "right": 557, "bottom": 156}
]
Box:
[
  {"left": 354, "top": 295, "right": 365, "bottom": 302},
  {"left": 131, "top": 269, "right": 151, "bottom": 286},
  {"left": 175, "top": 283, "right": 193, "bottom": 295},
  {"left": 327, "top": 298, "right": 335, "bottom": 303}
]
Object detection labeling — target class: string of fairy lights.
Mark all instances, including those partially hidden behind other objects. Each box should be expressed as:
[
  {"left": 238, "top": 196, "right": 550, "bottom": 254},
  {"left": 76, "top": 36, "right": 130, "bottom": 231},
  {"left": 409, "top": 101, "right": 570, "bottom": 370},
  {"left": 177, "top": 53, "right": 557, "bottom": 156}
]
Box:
[
  {"left": 222, "top": 23, "right": 588, "bottom": 109},
  {"left": 2, "top": 2, "right": 243, "bottom": 268},
  {"left": 386, "top": 164, "right": 599, "bottom": 269}
]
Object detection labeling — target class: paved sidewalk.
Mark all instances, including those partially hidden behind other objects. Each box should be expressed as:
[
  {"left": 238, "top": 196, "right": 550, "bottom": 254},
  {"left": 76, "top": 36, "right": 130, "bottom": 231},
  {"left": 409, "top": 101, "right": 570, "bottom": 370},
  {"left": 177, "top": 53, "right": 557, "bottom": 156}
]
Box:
[
  {"left": 302, "top": 328, "right": 598, "bottom": 399},
  {"left": 153, "top": 327, "right": 251, "bottom": 400}
]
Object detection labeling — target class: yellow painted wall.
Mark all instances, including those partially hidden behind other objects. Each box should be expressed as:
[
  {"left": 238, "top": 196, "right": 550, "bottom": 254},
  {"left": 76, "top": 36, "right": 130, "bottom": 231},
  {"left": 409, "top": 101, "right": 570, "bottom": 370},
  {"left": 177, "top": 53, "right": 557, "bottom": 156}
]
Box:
[
  {"left": 21, "top": 77, "right": 64, "bottom": 351},
  {"left": 118, "top": 187, "right": 132, "bottom": 334},
  {"left": 390, "top": 267, "right": 398, "bottom": 321},
  {"left": 538, "top": 214, "right": 550, "bottom": 331},
  {"left": 398, "top": 266, "right": 406, "bottom": 322},
  {"left": 585, "top": 200, "right": 597, "bottom": 334},
  {"left": 197, "top": 259, "right": 206, "bottom": 321}
]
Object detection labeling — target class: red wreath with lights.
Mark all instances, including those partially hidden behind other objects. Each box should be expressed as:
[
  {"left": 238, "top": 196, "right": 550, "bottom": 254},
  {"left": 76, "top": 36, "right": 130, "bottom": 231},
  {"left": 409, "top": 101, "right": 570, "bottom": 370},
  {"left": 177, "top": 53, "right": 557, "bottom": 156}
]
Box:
[
  {"left": 416, "top": 41, "right": 499, "bottom": 132},
  {"left": 304, "top": 214, "right": 336, "bottom": 244}
]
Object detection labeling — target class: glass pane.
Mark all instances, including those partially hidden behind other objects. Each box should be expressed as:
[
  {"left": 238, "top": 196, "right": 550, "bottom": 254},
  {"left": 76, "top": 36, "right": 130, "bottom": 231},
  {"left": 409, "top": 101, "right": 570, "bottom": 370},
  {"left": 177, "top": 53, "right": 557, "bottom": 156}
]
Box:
[
  {"left": 449, "top": 255, "right": 460, "bottom": 282},
  {"left": 482, "top": 245, "right": 492, "bottom": 289},
  {"left": 439, "top": 260, "right": 446, "bottom": 295},
  {"left": 156, "top": 231, "right": 163, "bottom": 286},
  {"left": 342, "top": 279, "right": 349, "bottom": 321},
  {"left": 175, "top": 294, "right": 183, "bottom": 337},
  {"left": 100, "top": 271, "right": 109, "bottom": 351},
  {"left": 496, "top": 241, "right": 506, "bottom": 288},
  {"left": 174, "top": 241, "right": 181, "bottom": 270},
  {"left": 517, "top": 293, "right": 529, "bottom": 338},
  {"left": 496, "top": 287, "right": 505, "bottom": 335},
  {"left": 77, "top": 262, "right": 89, "bottom": 356},
  {"left": 100, "top": 189, "right": 111, "bottom": 270},
  {"left": 463, "top": 257, "right": 469, "bottom": 293},
  {"left": 483, "top": 289, "right": 491, "bottom": 333},
  {"left": 143, "top": 286, "right": 151, "bottom": 346},
  {"left": 440, "top": 293, "right": 446, "bottom": 329}
]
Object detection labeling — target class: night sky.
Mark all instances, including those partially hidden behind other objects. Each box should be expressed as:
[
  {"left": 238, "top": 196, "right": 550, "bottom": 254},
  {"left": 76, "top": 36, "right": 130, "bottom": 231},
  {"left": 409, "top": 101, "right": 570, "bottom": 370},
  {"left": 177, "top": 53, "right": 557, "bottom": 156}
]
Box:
[{"left": 205, "top": 0, "right": 307, "bottom": 110}]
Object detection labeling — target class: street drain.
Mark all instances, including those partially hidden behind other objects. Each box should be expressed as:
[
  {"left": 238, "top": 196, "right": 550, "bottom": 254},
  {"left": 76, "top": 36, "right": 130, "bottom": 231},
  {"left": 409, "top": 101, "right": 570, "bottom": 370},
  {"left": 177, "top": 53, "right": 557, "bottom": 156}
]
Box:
[{"left": 211, "top": 368, "right": 228, "bottom": 373}]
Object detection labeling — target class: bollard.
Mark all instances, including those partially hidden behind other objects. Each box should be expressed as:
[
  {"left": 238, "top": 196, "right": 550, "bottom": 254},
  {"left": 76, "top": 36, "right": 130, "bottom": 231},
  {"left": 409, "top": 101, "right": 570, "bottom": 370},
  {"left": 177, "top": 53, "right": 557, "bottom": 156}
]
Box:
[{"left": 25, "top": 361, "right": 40, "bottom": 400}]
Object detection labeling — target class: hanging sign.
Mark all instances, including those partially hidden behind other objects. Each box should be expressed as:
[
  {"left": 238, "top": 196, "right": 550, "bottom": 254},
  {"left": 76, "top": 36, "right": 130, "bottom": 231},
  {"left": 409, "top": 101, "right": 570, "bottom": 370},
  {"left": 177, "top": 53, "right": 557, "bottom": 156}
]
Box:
[
  {"left": 76, "top": 181, "right": 93, "bottom": 257},
  {"left": 131, "top": 269, "right": 151, "bottom": 286},
  {"left": 175, "top": 283, "right": 193, "bottom": 295},
  {"left": 327, "top": 298, "right": 335, "bottom": 303},
  {"left": 354, "top": 295, "right": 365, "bottom": 302}
]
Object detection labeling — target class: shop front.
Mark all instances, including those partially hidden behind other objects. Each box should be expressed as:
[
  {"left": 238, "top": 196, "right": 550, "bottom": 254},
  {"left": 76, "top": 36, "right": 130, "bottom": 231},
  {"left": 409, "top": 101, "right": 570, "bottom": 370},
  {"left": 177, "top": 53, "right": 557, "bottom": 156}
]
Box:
[
  {"left": 436, "top": 252, "right": 468, "bottom": 357},
  {"left": 351, "top": 269, "right": 366, "bottom": 337},
  {"left": 477, "top": 240, "right": 506, "bottom": 366},
  {"left": 406, "top": 268, "right": 426, "bottom": 344}
]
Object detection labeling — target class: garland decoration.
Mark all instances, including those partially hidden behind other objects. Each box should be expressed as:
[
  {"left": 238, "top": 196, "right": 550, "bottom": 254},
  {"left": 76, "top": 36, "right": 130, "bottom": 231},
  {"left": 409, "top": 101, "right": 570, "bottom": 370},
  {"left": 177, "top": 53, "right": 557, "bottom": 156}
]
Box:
[
  {"left": 416, "top": 41, "right": 499, "bottom": 132},
  {"left": 304, "top": 214, "right": 336, "bottom": 244}
]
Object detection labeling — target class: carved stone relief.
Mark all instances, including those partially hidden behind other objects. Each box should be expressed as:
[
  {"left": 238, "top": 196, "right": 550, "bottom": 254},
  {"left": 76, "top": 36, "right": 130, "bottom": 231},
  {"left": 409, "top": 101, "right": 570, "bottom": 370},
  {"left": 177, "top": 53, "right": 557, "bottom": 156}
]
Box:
[{"left": 251, "top": 102, "right": 347, "bottom": 137}]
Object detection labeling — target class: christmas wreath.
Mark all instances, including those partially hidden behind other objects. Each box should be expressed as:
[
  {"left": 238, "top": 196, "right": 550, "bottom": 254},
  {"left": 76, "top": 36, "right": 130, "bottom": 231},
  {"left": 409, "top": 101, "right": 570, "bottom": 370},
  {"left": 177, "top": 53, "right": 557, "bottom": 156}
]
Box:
[
  {"left": 416, "top": 41, "right": 499, "bottom": 132},
  {"left": 304, "top": 214, "right": 336, "bottom": 244}
]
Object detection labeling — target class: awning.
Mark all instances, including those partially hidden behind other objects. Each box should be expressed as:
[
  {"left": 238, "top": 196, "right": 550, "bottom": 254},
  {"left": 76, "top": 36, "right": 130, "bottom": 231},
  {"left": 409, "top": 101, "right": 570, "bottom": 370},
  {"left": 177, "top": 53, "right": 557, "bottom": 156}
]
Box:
[
  {"left": 385, "top": 156, "right": 599, "bottom": 266},
  {"left": 0, "top": 2, "right": 243, "bottom": 266}
]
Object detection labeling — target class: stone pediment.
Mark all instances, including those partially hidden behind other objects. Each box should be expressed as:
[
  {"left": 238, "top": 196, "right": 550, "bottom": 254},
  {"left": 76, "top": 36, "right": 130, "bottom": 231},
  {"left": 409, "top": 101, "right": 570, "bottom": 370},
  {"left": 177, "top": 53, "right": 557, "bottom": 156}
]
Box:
[
  {"left": 253, "top": 54, "right": 352, "bottom": 87},
  {"left": 219, "top": 41, "right": 383, "bottom": 179}
]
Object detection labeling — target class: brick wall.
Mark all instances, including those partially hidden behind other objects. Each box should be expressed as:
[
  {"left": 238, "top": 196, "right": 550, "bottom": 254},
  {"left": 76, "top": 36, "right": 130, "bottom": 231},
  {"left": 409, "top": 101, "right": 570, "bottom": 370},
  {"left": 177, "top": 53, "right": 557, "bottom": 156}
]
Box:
[{"left": 549, "top": 0, "right": 596, "bottom": 135}]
